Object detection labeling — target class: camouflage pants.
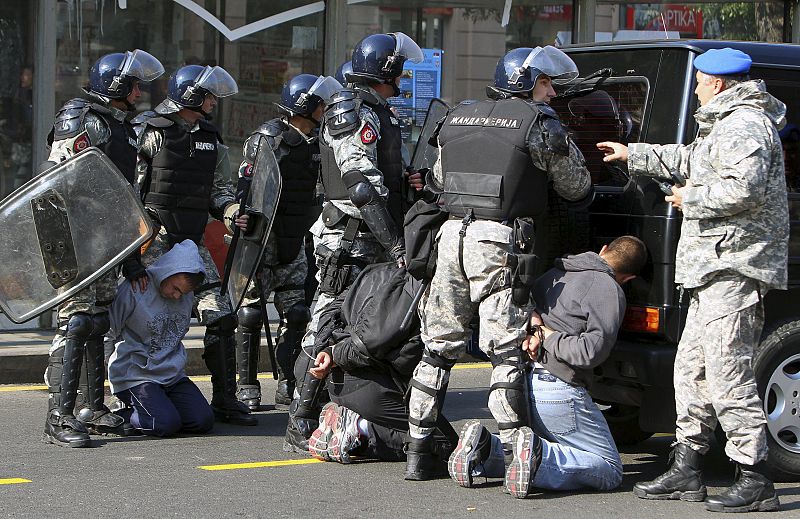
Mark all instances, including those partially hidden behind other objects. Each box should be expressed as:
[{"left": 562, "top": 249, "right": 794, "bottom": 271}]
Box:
[
  {"left": 242, "top": 234, "right": 308, "bottom": 331},
  {"left": 675, "top": 274, "right": 768, "bottom": 465},
  {"left": 409, "top": 220, "right": 530, "bottom": 444},
  {"left": 298, "top": 217, "right": 387, "bottom": 363},
  {"left": 56, "top": 269, "right": 119, "bottom": 321},
  {"left": 141, "top": 228, "right": 232, "bottom": 325}
]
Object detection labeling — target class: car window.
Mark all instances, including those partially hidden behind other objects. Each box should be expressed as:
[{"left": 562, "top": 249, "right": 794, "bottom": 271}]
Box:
[{"left": 551, "top": 77, "right": 649, "bottom": 187}]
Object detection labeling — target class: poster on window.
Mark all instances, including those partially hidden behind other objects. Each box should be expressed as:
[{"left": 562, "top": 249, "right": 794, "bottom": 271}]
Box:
[{"left": 388, "top": 48, "right": 443, "bottom": 142}]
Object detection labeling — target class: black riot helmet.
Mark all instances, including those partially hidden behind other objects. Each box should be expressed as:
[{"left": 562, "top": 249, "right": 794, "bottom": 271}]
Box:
[
  {"left": 88, "top": 49, "right": 164, "bottom": 103},
  {"left": 493, "top": 46, "right": 578, "bottom": 94},
  {"left": 350, "top": 32, "right": 423, "bottom": 83},
  {"left": 276, "top": 74, "right": 324, "bottom": 116},
  {"left": 167, "top": 64, "right": 238, "bottom": 112}
]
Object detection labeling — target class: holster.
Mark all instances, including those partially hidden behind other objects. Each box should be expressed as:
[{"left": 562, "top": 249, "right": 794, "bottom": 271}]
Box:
[
  {"left": 317, "top": 215, "right": 364, "bottom": 296},
  {"left": 510, "top": 253, "right": 539, "bottom": 306}
]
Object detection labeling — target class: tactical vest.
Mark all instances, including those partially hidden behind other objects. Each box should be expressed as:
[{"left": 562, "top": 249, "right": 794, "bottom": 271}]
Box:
[
  {"left": 144, "top": 118, "right": 219, "bottom": 244},
  {"left": 320, "top": 88, "right": 405, "bottom": 225},
  {"left": 273, "top": 122, "right": 321, "bottom": 264},
  {"left": 49, "top": 98, "right": 138, "bottom": 185},
  {"left": 437, "top": 98, "right": 549, "bottom": 221}
]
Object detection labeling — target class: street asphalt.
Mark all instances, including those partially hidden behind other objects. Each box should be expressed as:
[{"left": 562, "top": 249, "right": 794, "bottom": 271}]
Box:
[{"left": 0, "top": 366, "right": 798, "bottom": 518}]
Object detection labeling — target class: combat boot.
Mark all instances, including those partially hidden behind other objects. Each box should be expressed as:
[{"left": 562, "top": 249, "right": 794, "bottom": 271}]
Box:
[
  {"left": 404, "top": 436, "right": 448, "bottom": 481},
  {"left": 633, "top": 442, "right": 707, "bottom": 501},
  {"left": 235, "top": 306, "right": 262, "bottom": 411},
  {"left": 205, "top": 330, "right": 257, "bottom": 426},
  {"left": 76, "top": 335, "right": 127, "bottom": 436},
  {"left": 43, "top": 335, "right": 91, "bottom": 448},
  {"left": 275, "top": 304, "right": 309, "bottom": 407},
  {"left": 283, "top": 398, "right": 318, "bottom": 453},
  {"left": 705, "top": 463, "right": 780, "bottom": 513}
]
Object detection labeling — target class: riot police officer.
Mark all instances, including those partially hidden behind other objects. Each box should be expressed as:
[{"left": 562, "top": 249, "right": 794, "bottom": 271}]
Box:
[
  {"left": 404, "top": 46, "right": 594, "bottom": 484},
  {"left": 135, "top": 64, "right": 256, "bottom": 426},
  {"left": 284, "top": 33, "right": 425, "bottom": 452},
  {"left": 43, "top": 50, "right": 164, "bottom": 448},
  {"left": 235, "top": 74, "right": 326, "bottom": 410}
]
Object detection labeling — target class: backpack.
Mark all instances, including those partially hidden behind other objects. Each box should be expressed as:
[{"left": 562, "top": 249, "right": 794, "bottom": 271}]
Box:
[{"left": 403, "top": 198, "right": 449, "bottom": 281}]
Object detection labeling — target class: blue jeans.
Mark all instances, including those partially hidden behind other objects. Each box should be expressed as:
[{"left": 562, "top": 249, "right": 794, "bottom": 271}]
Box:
[{"left": 528, "top": 369, "right": 622, "bottom": 491}]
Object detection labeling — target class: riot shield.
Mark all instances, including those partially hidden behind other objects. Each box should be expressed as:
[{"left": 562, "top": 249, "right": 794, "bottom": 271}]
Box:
[
  {"left": 0, "top": 148, "right": 153, "bottom": 323},
  {"left": 224, "top": 145, "right": 282, "bottom": 312},
  {"left": 411, "top": 98, "right": 450, "bottom": 171}
]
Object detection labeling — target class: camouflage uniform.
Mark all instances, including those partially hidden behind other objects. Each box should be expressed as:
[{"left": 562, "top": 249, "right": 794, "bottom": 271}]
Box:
[
  {"left": 628, "top": 80, "right": 789, "bottom": 465},
  {"left": 408, "top": 111, "right": 592, "bottom": 445}
]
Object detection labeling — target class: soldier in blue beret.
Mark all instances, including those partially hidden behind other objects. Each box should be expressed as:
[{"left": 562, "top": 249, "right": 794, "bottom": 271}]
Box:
[{"left": 598, "top": 47, "right": 788, "bottom": 513}]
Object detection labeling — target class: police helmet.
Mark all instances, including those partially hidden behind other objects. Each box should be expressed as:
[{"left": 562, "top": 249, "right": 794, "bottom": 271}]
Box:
[
  {"left": 350, "top": 32, "right": 423, "bottom": 82},
  {"left": 167, "top": 64, "right": 238, "bottom": 108},
  {"left": 335, "top": 61, "right": 353, "bottom": 85},
  {"left": 276, "top": 74, "right": 324, "bottom": 116},
  {"left": 494, "top": 46, "right": 578, "bottom": 93},
  {"left": 88, "top": 49, "right": 164, "bottom": 99}
]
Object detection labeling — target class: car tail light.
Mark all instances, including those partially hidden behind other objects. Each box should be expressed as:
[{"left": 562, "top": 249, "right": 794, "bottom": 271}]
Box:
[{"left": 622, "top": 306, "right": 660, "bottom": 333}]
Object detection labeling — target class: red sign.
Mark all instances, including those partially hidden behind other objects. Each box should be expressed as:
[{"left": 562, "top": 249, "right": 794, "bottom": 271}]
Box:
[
  {"left": 627, "top": 5, "right": 703, "bottom": 38},
  {"left": 537, "top": 5, "right": 572, "bottom": 22}
]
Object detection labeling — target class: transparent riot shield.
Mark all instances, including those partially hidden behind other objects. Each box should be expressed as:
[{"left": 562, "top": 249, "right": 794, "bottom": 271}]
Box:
[
  {"left": 411, "top": 98, "right": 450, "bottom": 171},
  {"left": 224, "top": 145, "right": 282, "bottom": 312},
  {"left": 0, "top": 148, "right": 154, "bottom": 323}
]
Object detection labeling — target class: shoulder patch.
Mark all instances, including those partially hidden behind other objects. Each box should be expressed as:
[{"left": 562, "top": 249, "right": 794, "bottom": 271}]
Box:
[
  {"left": 360, "top": 123, "right": 378, "bottom": 144},
  {"left": 72, "top": 131, "right": 91, "bottom": 153}
]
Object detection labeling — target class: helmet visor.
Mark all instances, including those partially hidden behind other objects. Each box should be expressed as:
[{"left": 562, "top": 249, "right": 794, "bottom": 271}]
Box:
[
  {"left": 516, "top": 46, "right": 578, "bottom": 85},
  {"left": 195, "top": 66, "right": 239, "bottom": 98},
  {"left": 306, "top": 75, "right": 343, "bottom": 103},
  {"left": 391, "top": 32, "right": 424, "bottom": 64},
  {"left": 120, "top": 49, "right": 165, "bottom": 83}
]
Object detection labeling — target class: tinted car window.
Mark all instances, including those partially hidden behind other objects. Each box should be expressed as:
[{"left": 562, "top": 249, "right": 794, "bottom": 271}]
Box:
[{"left": 552, "top": 77, "right": 649, "bottom": 187}]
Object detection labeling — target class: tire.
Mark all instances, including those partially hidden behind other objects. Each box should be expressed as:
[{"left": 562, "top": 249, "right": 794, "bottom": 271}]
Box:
[
  {"left": 754, "top": 319, "right": 800, "bottom": 482},
  {"left": 602, "top": 403, "right": 654, "bottom": 446}
]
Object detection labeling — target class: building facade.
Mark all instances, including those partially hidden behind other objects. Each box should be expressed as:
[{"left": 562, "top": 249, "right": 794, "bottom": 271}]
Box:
[{"left": 0, "top": 0, "right": 796, "bottom": 328}]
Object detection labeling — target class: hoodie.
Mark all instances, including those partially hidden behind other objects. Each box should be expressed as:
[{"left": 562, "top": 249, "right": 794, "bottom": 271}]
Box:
[
  {"left": 532, "top": 252, "right": 626, "bottom": 387},
  {"left": 628, "top": 80, "right": 789, "bottom": 291},
  {"left": 108, "top": 240, "right": 205, "bottom": 394}
]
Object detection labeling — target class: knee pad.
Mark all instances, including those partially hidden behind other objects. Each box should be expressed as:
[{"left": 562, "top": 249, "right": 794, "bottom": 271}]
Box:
[
  {"left": 64, "top": 313, "right": 93, "bottom": 340},
  {"left": 407, "top": 350, "right": 457, "bottom": 430},
  {"left": 207, "top": 314, "right": 237, "bottom": 337},
  {"left": 89, "top": 313, "right": 110, "bottom": 339},
  {"left": 285, "top": 303, "right": 311, "bottom": 327},
  {"left": 237, "top": 306, "right": 262, "bottom": 332},
  {"left": 47, "top": 346, "right": 65, "bottom": 391}
]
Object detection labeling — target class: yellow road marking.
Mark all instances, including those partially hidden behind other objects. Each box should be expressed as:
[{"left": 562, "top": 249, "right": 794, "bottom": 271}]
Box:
[
  {"left": 0, "top": 364, "right": 493, "bottom": 393},
  {"left": 0, "top": 478, "right": 31, "bottom": 485},
  {"left": 198, "top": 458, "right": 322, "bottom": 471}
]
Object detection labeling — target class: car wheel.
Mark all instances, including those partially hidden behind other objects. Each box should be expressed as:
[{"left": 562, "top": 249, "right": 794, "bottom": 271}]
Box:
[
  {"left": 602, "top": 403, "right": 653, "bottom": 446},
  {"left": 755, "top": 319, "right": 800, "bottom": 482}
]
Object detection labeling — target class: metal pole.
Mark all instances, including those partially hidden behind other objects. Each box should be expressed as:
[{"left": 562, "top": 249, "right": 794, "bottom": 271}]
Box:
[{"left": 324, "top": 0, "right": 348, "bottom": 76}]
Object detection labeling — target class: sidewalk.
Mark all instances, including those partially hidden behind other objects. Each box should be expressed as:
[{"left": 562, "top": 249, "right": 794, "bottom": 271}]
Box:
[{"left": 0, "top": 322, "right": 278, "bottom": 384}]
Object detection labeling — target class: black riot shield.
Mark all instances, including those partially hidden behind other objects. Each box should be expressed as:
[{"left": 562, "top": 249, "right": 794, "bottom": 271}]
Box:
[
  {"left": 411, "top": 98, "right": 450, "bottom": 172},
  {"left": 0, "top": 148, "right": 154, "bottom": 323},
  {"left": 224, "top": 145, "right": 282, "bottom": 312}
]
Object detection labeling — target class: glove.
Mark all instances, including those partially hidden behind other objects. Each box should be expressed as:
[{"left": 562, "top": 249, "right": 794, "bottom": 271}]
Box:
[
  {"left": 389, "top": 244, "right": 406, "bottom": 269},
  {"left": 121, "top": 255, "right": 147, "bottom": 282}
]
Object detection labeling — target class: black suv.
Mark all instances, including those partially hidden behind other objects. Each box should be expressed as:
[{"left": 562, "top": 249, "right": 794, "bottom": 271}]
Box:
[{"left": 552, "top": 40, "right": 800, "bottom": 481}]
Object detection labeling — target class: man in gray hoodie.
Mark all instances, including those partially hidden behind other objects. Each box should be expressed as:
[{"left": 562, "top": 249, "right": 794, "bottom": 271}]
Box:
[
  {"left": 448, "top": 236, "right": 646, "bottom": 498},
  {"left": 107, "top": 240, "right": 214, "bottom": 437}
]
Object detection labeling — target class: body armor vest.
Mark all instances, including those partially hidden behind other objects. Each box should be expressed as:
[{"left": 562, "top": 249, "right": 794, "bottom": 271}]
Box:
[
  {"left": 144, "top": 119, "right": 219, "bottom": 244},
  {"left": 273, "top": 123, "right": 321, "bottom": 264},
  {"left": 438, "top": 98, "right": 549, "bottom": 221},
  {"left": 320, "top": 88, "right": 406, "bottom": 225}
]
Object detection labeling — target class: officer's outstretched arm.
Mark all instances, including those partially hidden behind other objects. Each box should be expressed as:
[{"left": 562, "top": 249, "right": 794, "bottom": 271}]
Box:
[{"left": 343, "top": 169, "right": 405, "bottom": 265}]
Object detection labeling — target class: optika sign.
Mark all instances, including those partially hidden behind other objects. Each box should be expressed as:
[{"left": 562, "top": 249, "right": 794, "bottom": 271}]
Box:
[{"left": 628, "top": 4, "right": 703, "bottom": 37}]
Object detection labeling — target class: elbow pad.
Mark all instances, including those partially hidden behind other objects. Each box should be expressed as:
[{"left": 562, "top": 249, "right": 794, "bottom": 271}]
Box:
[{"left": 342, "top": 169, "right": 405, "bottom": 260}]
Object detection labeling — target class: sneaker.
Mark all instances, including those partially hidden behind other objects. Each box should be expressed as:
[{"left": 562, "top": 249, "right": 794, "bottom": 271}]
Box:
[
  {"left": 448, "top": 420, "right": 490, "bottom": 488},
  {"left": 308, "top": 402, "right": 362, "bottom": 464},
  {"left": 504, "top": 427, "right": 542, "bottom": 499}
]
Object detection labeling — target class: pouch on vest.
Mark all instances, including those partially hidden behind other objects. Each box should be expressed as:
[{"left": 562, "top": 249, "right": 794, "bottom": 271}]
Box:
[
  {"left": 511, "top": 253, "right": 540, "bottom": 306},
  {"left": 403, "top": 198, "right": 450, "bottom": 281},
  {"left": 317, "top": 217, "right": 364, "bottom": 296}
]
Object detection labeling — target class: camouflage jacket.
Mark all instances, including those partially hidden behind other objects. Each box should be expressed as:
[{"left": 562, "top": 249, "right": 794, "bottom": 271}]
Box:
[{"left": 628, "top": 80, "right": 789, "bottom": 290}]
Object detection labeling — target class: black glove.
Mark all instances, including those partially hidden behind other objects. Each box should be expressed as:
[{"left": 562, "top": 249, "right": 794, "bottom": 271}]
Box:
[{"left": 121, "top": 255, "right": 147, "bottom": 282}]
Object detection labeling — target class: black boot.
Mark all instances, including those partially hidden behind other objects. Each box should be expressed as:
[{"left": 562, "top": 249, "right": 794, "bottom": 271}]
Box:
[
  {"left": 76, "top": 326, "right": 128, "bottom": 436},
  {"left": 283, "top": 398, "right": 319, "bottom": 454},
  {"left": 235, "top": 306, "right": 262, "bottom": 411},
  {"left": 275, "top": 303, "right": 309, "bottom": 407},
  {"left": 43, "top": 331, "right": 91, "bottom": 448},
  {"left": 633, "top": 443, "right": 707, "bottom": 501},
  {"left": 404, "top": 436, "right": 448, "bottom": 481},
  {"left": 205, "top": 330, "right": 257, "bottom": 426},
  {"left": 705, "top": 463, "right": 780, "bottom": 513}
]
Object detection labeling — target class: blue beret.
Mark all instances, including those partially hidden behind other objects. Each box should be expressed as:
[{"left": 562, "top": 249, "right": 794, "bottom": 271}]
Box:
[{"left": 693, "top": 48, "right": 752, "bottom": 75}]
